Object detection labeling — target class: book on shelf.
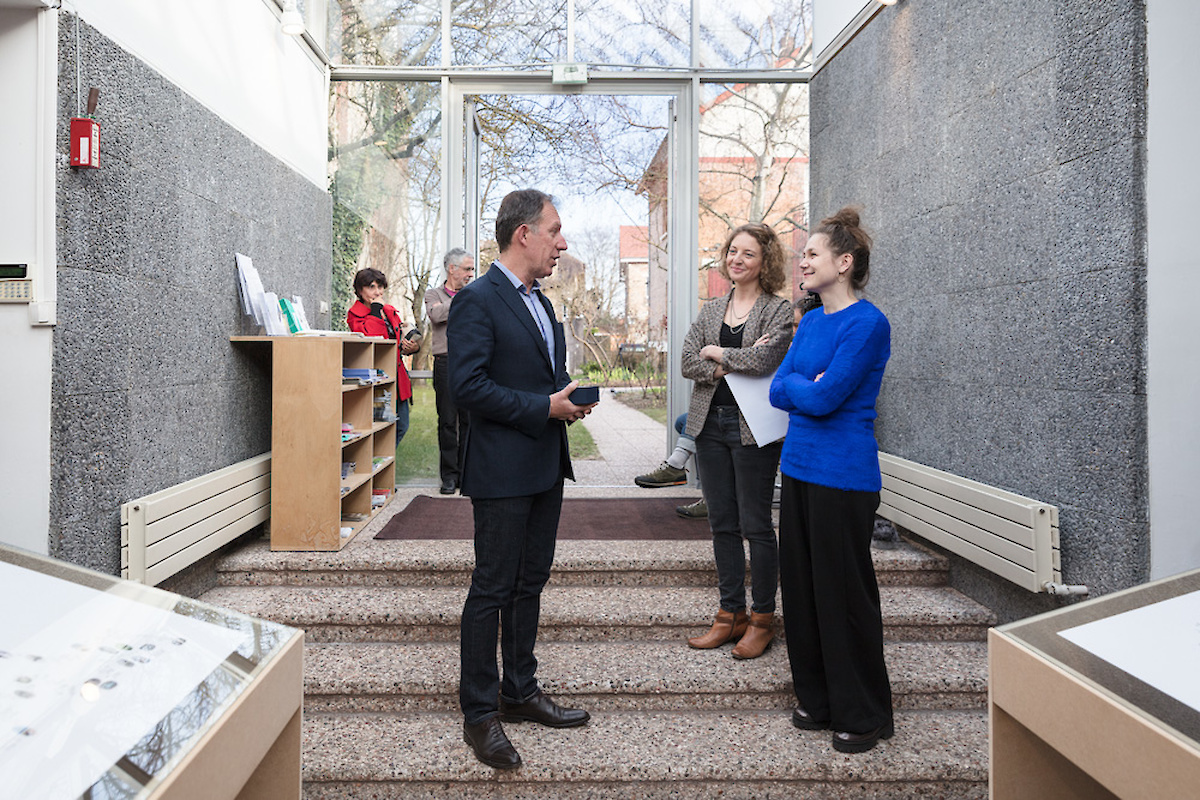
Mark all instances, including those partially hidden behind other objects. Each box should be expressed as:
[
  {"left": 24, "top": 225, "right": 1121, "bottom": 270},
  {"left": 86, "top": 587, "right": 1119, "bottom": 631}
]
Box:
[
  {"left": 342, "top": 368, "right": 389, "bottom": 386},
  {"left": 279, "top": 297, "right": 305, "bottom": 334}
]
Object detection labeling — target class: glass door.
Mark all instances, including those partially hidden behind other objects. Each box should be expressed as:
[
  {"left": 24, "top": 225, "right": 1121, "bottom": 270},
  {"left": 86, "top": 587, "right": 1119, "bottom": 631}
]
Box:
[{"left": 444, "top": 78, "right": 697, "bottom": 451}]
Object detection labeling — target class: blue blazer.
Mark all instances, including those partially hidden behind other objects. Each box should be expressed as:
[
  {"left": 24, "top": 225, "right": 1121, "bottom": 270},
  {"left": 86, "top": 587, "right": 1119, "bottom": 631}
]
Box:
[{"left": 447, "top": 264, "right": 574, "bottom": 499}]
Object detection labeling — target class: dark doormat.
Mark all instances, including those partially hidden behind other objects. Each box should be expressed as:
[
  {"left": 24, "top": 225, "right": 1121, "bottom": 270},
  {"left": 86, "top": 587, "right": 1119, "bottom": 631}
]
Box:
[{"left": 375, "top": 495, "right": 710, "bottom": 540}]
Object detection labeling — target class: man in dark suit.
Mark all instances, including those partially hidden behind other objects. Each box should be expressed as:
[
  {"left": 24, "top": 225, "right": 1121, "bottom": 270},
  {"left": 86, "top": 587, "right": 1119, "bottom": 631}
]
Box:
[{"left": 448, "top": 189, "right": 596, "bottom": 769}]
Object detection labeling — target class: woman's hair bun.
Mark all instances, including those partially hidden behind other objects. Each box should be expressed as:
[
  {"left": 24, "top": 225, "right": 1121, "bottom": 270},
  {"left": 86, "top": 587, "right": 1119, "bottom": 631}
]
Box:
[
  {"left": 821, "top": 206, "right": 862, "bottom": 230},
  {"left": 815, "top": 206, "right": 872, "bottom": 291}
]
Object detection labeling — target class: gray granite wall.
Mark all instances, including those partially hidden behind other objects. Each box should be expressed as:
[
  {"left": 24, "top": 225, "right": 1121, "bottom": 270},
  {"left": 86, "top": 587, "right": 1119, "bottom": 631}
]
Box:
[
  {"left": 811, "top": 1, "right": 1148, "bottom": 619},
  {"left": 52, "top": 15, "right": 332, "bottom": 575}
]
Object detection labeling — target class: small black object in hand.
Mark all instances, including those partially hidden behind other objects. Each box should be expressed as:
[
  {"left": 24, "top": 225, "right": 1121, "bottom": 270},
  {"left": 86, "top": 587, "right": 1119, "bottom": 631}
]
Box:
[{"left": 569, "top": 385, "right": 600, "bottom": 405}]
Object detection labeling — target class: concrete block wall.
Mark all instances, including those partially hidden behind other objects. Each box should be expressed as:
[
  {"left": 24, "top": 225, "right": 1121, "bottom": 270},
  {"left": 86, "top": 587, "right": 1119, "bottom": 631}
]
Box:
[
  {"left": 51, "top": 15, "right": 332, "bottom": 574},
  {"left": 810, "top": 1, "right": 1148, "bottom": 618}
]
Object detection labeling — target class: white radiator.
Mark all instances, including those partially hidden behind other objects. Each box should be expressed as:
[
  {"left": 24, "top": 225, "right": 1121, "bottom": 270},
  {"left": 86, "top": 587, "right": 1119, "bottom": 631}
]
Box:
[
  {"left": 121, "top": 453, "right": 271, "bottom": 585},
  {"left": 877, "top": 453, "right": 1063, "bottom": 594}
]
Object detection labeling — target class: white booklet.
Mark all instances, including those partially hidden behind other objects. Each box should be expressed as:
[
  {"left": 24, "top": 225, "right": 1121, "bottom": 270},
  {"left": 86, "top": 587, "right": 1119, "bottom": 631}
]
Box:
[{"left": 234, "top": 252, "right": 266, "bottom": 323}]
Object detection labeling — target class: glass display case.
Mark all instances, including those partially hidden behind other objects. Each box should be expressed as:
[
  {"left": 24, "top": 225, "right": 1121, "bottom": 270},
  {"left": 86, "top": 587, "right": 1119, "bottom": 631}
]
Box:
[
  {"left": 0, "top": 544, "right": 303, "bottom": 800},
  {"left": 989, "top": 568, "right": 1200, "bottom": 799}
]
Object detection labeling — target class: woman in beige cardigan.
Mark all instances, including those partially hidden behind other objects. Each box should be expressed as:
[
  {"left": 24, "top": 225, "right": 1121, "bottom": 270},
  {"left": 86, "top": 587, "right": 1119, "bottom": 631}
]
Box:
[{"left": 681, "top": 222, "right": 794, "bottom": 659}]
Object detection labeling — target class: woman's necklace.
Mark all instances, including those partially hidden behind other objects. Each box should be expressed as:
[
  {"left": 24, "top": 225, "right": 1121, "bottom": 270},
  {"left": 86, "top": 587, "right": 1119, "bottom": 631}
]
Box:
[{"left": 727, "top": 293, "right": 757, "bottom": 334}]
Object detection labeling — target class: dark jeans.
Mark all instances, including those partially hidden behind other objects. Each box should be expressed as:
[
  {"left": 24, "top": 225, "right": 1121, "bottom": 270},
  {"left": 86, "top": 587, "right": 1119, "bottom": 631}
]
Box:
[
  {"left": 674, "top": 412, "right": 690, "bottom": 441},
  {"left": 694, "top": 406, "right": 782, "bottom": 614},
  {"left": 432, "top": 354, "right": 469, "bottom": 483},
  {"left": 778, "top": 475, "right": 892, "bottom": 734},
  {"left": 395, "top": 397, "right": 411, "bottom": 445},
  {"left": 459, "top": 480, "right": 564, "bottom": 723}
]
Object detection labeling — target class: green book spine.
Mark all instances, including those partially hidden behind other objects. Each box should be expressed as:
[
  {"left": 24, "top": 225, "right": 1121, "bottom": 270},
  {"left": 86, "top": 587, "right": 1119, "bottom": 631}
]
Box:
[{"left": 279, "top": 297, "right": 301, "bottom": 334}]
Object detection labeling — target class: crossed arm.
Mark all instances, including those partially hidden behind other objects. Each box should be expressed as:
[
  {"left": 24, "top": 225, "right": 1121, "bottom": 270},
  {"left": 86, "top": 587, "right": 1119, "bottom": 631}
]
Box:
[
  {"left": 769, "top": 315, "right": 889, "bottom": 417},
  {"left": 681, "top": 298, "right": 793, "bottom": 384}
]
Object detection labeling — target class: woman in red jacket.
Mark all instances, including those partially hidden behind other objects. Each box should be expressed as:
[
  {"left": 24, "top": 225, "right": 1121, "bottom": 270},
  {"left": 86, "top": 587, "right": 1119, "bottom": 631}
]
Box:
[{"left": 346, "top": 268, "right": 421, "bottom": 444}]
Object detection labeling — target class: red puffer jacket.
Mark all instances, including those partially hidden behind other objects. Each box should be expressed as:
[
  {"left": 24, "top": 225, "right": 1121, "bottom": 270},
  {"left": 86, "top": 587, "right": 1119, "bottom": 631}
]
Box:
[{"left": 346, "top": 300, "right": 413, "bottom": 401}]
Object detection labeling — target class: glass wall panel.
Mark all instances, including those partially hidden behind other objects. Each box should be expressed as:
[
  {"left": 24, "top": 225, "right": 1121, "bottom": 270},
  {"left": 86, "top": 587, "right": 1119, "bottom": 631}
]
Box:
[
  {"left": 697, "top": 80, "right": 809, "bottom": 303},
  {"left": 697, "top": 0, "right": 812, "bottom": 70},
  {"left": 450, "top": 0, "right": 567, "bottom": 67},
  {"left": 468, "top": 92, "right": 666, "bottom": 373},
  {"left": 328, "top": 0, "right": 442, "bottom": 66},
  {"left": 328, "top": 81, "right": 443, "bottom": 332},
  {"left": 575, "top": 0, "right": 690, "bottom": 69}
]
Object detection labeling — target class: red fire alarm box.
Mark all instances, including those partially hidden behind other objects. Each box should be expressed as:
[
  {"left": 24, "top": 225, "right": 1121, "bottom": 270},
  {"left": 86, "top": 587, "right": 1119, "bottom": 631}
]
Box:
[{"left": 70, "top": 117, "right": 100, "bottom": 168}]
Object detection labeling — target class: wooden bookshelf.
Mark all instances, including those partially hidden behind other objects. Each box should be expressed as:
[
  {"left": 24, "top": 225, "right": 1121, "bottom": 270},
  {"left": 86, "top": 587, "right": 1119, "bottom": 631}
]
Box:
[{"left": 232, "top": 335, "right": 398, "bottom": 550}]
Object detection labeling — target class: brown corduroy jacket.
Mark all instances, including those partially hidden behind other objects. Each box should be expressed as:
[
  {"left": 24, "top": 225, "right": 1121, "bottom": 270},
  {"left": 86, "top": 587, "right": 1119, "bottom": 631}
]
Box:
[{"left": 681, "top": 291, "right": 794, "bottom": 446}]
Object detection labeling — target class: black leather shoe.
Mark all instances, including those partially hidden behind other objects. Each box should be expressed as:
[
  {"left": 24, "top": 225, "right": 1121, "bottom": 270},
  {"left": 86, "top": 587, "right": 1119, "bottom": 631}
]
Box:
[
  {"left": 462, "top": 718, "right": 521, "bottom": 769},
  {"left": 499, "top": 690, "right": 590, "bottom": 728},
  {"left": 831, "top": 719, "right": 894, "bottom": 753},
  {"left": 791, "top": 705, "right": 830, "bottom": 730},
  {"left": 439, "top": 479, "right": 456, "bottom": 495}
]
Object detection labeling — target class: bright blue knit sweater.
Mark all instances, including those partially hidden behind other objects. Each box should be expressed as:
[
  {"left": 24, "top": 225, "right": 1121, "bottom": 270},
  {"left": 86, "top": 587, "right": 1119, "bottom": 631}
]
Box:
[{"left": 769, "top": 299, "right": 891, "bottom": 492}]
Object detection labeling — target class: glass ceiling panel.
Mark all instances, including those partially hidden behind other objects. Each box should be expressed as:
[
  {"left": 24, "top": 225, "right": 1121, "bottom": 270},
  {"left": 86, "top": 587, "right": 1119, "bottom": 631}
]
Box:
[
  {"left": 322, "top": 0, "right": 811, "bottom": 72},
  {"left": 450, "top": 0, "right": 567, "bottom": 67},
  {"left": 328, "top": 0, "right": 442, "bottom": 66},
  {"left": 574, "top": 0, "right": 690, "bottom": 69},
  {"left": 696, "top": 0, "right": 812, "bottom": 70}
]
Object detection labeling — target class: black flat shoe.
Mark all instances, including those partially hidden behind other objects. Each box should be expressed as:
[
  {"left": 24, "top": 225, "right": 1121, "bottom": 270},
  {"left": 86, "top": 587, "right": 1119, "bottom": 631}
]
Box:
[
  {"left": 463, "top": 718, "right": 521, "bottom": 769},
  {"left": 831, "top": 719, "right": 894, "bottom": 753},
  {"left": 439, "top": 479, "right": 457, "bottom": 495},
  {"left": 499, "top": 690, "right": 590, "bottom": 728},
  {"left": 791, "top": 706, "right": 830, "bottom": 730}
]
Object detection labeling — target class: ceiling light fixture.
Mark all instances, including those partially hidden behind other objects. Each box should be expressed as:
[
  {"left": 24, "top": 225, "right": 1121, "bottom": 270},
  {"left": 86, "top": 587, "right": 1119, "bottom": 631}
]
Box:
[
  {"left": 878, "top": 0, "right": 898, "bottom": 5},
  {"left": 280, "top": 0, "right": 305, "bottom": 36}
]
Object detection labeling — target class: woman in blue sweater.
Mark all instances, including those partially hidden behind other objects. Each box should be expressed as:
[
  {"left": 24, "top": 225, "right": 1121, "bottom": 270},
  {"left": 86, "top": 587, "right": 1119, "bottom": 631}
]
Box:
[{"left": 769, "top": 207, "right": 893, "bottom": 754}]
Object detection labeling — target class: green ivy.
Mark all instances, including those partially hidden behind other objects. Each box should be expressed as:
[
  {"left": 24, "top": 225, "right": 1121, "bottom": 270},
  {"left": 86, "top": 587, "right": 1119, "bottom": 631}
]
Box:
[{"left": 331, "top": 189, "right": 365, "bottom": 331}]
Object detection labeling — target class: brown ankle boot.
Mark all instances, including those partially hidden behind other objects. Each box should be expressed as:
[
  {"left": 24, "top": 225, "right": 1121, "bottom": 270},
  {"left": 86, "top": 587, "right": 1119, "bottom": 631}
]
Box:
[
  {"left": 731, "top": 612, "right": 774, "bottom": 659},
  {"left": 687, "top": 609, "right": 749, "bottom": 649}
]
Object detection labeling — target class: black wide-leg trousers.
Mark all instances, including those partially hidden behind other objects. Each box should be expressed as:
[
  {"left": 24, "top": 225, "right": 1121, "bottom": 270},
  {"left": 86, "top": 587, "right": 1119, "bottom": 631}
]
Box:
[{"left": 778, "top": 475, "right": 892, "bottom": 734}]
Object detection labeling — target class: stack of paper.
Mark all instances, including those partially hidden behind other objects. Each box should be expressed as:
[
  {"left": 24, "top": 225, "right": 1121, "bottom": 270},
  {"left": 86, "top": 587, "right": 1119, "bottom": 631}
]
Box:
[{"left": 235, "top": 253, "right": 308, "bottom": 336}]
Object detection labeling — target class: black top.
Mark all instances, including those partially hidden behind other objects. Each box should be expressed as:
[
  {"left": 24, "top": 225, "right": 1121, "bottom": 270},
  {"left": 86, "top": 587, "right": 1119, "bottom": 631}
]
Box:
[{"left": 710, "top": 322, "right": 745, "bottom": 408}]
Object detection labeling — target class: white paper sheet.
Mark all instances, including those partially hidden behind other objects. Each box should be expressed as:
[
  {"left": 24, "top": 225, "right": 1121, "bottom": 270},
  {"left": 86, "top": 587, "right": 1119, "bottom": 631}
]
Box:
[
  {"left": 291, "top": 297, "right": 311, "bottom": 331},
  {"left": 0, "top": 562, "right": 246, "bottom": 799},
  {"left": 235, "top": 254, "right": 253, "bottom": 315},
  {"left": 261, "top": 292, "right": 290, "bottom": 335},
  {"left": 724, "top": 370, "right": 789, "bottom": 446},
  {"left": 1059, "top": 589, "right": 1200, "bottom": 713},
  {"left": 235, "top": 252, "right": 267, "bottom": 324}
]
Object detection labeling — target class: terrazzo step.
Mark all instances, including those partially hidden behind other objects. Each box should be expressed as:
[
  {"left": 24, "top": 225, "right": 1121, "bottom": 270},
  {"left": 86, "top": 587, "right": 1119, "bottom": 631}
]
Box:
[
  {"left": 299, "top": 708, "right": 988, "bottom": 799},
  {"left": 196, "top": 584, "right": 995, "bottom": 644},
  {"left": 303, "top": 640, "right": 989, "bottom": 714},
  {"left": 214, "top": 537, "right": 949, "bottom": 589}
]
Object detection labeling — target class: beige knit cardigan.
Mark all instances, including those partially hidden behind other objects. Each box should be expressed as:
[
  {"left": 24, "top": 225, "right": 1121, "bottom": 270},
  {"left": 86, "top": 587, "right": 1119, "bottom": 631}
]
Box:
[{"left": 680, "top": 291, "right": 794, "bottom": 446}]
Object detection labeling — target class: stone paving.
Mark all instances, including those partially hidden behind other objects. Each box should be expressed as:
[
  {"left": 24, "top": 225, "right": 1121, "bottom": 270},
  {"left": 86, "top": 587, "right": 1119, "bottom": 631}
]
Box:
[{"left": 572, "top": 390, "right": 683, "bottom": 489}]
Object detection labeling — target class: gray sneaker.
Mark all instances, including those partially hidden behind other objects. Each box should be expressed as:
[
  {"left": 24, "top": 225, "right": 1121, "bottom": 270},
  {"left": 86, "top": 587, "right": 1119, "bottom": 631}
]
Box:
[
  {"left": 675, "top": 499, "right": 708, "bottom": 519},
  {"left": 635, "top": 462, "right": 688, "bottom": 488}
]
